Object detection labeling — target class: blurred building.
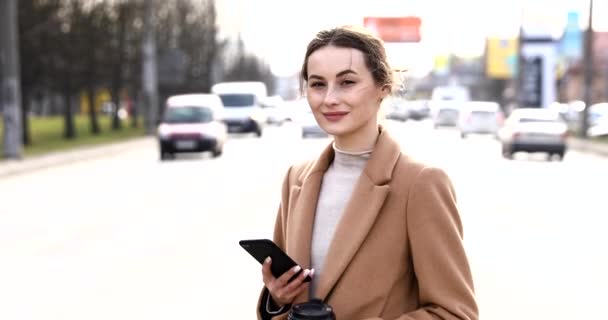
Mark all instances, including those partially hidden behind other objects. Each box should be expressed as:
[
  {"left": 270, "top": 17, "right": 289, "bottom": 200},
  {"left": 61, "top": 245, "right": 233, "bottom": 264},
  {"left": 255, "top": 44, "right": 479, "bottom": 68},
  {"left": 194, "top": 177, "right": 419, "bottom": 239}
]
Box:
[{"left": 559, "top": 32, "right": 608, "bottom": 104}]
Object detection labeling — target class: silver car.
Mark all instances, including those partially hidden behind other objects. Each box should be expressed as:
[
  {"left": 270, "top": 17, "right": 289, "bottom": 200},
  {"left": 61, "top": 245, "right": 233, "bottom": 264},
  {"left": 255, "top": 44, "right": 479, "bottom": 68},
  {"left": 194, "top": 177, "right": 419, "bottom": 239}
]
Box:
[
  {"left": 498, "top": 108, "right": 568, "bottom": 160},
  {"left": 430, "top": 100, "right": 462, "bottom": 128},
  {"left": 459, "top": 101, "right": 504, "bottom": 138}
]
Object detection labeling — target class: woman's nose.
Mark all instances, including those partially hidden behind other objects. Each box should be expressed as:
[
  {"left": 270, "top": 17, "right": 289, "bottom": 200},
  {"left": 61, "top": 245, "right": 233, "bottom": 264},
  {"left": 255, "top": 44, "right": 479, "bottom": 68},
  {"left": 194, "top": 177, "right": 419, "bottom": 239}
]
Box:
[{"left": 323, "top": 86, "right": 340, "bottom": 106}]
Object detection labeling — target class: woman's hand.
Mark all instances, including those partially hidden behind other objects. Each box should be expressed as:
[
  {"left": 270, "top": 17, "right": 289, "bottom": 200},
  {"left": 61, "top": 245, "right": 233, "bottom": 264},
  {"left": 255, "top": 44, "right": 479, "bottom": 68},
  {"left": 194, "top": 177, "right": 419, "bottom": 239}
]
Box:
[{"left": 261, "top": 257, "right": 314, "bottom": 307}]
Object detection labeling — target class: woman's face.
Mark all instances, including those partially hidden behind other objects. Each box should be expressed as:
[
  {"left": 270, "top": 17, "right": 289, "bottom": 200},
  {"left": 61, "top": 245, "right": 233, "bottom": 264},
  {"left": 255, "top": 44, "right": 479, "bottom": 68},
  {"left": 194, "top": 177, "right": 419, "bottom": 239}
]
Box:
[{"left": 305, "top": 45, "right": 388, "bottom": 139}]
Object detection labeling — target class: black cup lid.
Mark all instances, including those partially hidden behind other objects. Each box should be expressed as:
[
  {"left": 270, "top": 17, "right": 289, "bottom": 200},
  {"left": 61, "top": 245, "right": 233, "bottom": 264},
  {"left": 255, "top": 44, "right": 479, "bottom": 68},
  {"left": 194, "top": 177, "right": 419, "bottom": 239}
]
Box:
[{"left": 290, "top": 300, "right": 335, "bottom": 319}]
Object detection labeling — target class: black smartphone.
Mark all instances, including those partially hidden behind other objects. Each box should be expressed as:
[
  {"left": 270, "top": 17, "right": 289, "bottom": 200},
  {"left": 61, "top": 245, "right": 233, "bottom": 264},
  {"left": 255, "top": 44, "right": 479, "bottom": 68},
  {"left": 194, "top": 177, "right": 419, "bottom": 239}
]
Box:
[{"left": 239, "top": 239, "right": 312, "bottom": 283}]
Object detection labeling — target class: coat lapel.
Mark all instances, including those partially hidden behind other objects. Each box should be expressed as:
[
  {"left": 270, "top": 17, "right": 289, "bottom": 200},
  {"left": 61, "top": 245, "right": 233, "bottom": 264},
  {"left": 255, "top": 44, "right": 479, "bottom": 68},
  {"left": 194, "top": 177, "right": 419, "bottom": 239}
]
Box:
[
  {"left": 286, "top": 143, "right": 334, "bottom": 304},
  {"left": 285, "top": 127, "right": 402, "bottom": 303},
  {"left": 314, "top": 178, "right": 389, "bottom": 301},
  {"left": 314, "top": 127, "right": 402, "bottom": 301}
]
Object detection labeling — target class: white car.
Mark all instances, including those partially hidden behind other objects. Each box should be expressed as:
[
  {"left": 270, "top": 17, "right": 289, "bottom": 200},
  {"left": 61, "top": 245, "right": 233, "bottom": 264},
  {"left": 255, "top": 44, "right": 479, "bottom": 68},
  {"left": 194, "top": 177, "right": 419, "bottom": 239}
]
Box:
[
  {"left": 587, "top": 103, "right": 608, "bottom": 137},
  {"left": 498, "top": 108, "right": 568, "bottom": 160},
  {"left": 431, "top": 101, "right": 461, "bottom": 128},
  {"left": 211, "top": 81, "right": 268, "bottom": 136},
  {"left": 459, "top": 101, "right": 504, "bottom": 138},
  {"left": 384, "top": 97, "right": 409, "bottom": 121},
  {"left": 157, "top": 94, "right": 228, "bottom": 160},
  {"left": 263, "top": 95, "right": 291, "bottom": 125},
  {"left": 290, "top": 99, "right": 328, "bottom": 138}
]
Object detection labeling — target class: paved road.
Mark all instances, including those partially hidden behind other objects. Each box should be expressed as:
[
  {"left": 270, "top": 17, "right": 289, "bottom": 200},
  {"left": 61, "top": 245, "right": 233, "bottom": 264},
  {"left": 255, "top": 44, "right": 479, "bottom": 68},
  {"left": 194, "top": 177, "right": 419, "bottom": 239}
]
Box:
[{"left": 1, "top": 120, "right": 606, "bottom": 319}]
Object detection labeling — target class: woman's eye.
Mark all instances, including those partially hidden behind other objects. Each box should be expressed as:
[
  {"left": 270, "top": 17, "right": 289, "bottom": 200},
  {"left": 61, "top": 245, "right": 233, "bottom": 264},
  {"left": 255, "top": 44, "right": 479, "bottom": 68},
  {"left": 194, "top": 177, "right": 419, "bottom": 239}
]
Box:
[
  {"left": 310, "top": 82, "right": 325, "bottom": 88},
  {"left": 341, "top": 80, "right": 355, "bottom": 86}
]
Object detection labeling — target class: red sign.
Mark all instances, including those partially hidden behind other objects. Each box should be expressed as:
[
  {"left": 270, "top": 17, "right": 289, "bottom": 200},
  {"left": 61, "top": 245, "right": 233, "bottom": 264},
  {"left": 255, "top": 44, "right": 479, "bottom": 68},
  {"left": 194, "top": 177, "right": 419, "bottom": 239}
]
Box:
[{"left": 363, "top": 17, "right": 421, "bottom": 43}]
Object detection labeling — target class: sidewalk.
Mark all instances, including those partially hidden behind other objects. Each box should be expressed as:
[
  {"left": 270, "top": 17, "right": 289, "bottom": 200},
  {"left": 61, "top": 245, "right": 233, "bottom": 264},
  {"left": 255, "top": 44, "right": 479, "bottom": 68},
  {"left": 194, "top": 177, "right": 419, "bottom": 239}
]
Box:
[
  {"left": 0, "top": 137, "right": 154, "bottom": 178},
  {"left": 568, "top": 137, "right": 608, "bottom": 157}
]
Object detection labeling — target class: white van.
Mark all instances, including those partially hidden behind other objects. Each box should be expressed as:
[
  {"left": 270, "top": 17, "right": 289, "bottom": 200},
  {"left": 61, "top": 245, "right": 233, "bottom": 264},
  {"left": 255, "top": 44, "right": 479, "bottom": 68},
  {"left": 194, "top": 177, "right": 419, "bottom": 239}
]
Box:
[
  {"left": 431, "top": 85, "right": 471, "bottom": 102},
  {"left": 211, "top": 81, "right": 268, "bottom": 137},
  {"left": 429, "top": 84, "right": 471, "bottom": 127}
]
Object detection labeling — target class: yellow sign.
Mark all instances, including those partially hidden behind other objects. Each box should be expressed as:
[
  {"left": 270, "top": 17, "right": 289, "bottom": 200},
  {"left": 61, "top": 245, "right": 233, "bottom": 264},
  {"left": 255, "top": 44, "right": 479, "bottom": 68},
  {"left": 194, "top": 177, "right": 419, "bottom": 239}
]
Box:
[
  {"left": 433, "top": 55, "right": 450, "bottom": 75},
  {"left": 80, "top": 89, "right": 112, "bottom": 114},
  {"left": 486, "top": 38, "right": 518, "bottom": 79}
]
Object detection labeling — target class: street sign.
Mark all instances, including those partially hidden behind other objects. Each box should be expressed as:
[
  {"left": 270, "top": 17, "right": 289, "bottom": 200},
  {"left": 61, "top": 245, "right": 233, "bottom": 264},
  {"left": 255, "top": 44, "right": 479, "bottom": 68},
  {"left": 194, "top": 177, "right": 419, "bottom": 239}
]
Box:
[{"left": 363, "top": 17, "right": 421, "bottom": 43}]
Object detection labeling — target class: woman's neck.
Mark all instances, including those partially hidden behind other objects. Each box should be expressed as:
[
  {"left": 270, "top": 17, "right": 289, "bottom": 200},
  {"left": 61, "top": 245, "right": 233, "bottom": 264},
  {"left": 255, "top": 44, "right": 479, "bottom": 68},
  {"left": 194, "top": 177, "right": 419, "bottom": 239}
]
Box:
[{"left": 333, "top": 119, "right": 379, "bottom": 153}]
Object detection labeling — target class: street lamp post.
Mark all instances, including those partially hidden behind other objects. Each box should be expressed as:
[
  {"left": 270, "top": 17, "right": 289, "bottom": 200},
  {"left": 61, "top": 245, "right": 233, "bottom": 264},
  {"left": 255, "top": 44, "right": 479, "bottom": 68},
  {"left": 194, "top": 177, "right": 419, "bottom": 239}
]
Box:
[
  {"left": 142, "top": 0, "right": 159, "bottom": 136},
  {"left": 0, "top": 0, "right": 23, "bottom": 159},
  {"left": 580, "top": 0, "right": 594, "bottom": 138}
]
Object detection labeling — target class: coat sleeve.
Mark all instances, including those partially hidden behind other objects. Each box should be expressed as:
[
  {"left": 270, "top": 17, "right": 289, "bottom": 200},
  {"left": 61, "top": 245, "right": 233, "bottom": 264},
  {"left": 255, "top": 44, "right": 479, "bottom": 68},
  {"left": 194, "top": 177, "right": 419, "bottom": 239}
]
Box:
[
  {"left": 256, "top": 166, "right": 294, "bottom": 320},
  {"left": 364, "top": 167, "right": 478, "bottom": 320}
]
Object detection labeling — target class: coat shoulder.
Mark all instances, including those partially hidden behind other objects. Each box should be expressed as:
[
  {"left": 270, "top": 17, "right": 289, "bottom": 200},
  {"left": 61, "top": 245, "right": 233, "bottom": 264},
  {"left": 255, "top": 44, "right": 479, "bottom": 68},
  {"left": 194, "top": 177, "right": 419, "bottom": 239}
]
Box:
[
  {"left": 392, "top": 152, "right": 453, "bottom": 187},
  {"left": 289, "top": 158, "right": 320, "bottom": 185},
  {"left": 393, "top": 151, "right": 428, "bottom": 180}
]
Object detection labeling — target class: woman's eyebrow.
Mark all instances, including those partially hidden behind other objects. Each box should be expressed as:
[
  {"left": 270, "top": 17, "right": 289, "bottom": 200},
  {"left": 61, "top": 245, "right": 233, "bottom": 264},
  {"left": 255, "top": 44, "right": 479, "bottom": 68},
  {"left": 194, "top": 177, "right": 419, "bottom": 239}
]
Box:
[
  {"left": 336, "top": 69, "right": 357, "bottom": 77},
  {"left": 309, "top": 69, "right": 358, "bottom": 80}
]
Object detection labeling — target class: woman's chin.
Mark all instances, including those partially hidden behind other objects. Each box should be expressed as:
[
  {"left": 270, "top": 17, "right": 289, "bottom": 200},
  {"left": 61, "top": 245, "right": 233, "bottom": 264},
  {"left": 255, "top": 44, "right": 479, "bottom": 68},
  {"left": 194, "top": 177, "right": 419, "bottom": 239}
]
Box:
[{"left": 319, "top": 125, "right": 345, "bottom": 137}]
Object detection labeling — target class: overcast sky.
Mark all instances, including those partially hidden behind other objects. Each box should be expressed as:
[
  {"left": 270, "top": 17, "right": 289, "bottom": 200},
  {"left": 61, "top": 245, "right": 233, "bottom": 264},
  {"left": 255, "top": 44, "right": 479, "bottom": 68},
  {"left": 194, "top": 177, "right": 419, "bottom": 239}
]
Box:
[{"left": 215, "top": 0, "right": 603, "bottom": 77}]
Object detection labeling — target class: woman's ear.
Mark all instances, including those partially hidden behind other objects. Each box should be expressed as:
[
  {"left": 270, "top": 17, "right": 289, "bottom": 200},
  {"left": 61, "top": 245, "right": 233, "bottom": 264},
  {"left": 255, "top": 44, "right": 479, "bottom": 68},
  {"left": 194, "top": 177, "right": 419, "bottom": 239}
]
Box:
[{"left": 380, "top": 85, "right": 391, "bottom": 99}]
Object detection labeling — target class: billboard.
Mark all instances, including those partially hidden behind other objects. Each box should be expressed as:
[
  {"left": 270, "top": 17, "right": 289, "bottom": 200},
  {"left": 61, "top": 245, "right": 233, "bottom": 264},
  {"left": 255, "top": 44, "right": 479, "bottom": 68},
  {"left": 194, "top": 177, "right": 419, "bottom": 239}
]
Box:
[
  {"left": 363, "top": 17, "right": 421, "bottom": 43},
  {"left": 520, "top": 40, "right": 558, "bottom": 108},
  {"left": 485, "top": 38, "right": 518, "bottom": 79},
  {"left": 520, "top": 57, "right": 543, "bottom": 107}
]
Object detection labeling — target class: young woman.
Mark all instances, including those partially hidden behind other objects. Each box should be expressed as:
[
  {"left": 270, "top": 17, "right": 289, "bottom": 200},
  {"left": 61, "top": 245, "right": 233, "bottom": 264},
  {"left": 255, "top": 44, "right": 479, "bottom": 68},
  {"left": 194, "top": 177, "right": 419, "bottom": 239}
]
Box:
[{"left": 257, "top": 25, "right": 478, "bottom": 320}]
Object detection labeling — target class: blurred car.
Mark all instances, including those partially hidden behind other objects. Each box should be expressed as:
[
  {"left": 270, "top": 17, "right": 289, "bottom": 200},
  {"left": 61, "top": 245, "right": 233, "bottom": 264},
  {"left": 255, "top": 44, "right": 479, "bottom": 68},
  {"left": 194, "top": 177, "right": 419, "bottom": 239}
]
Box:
[
  {"left": 291, "top": 99, "right": 328, "bottom": 138},
  {"left": 430, "top": 100, "right": 461, "bottom": 128},
  {"left": 430, "top": 84, "right": 471, "bottom": 128},
  {"left": 263, "top": 95, "right": 290, "bottom": 125},
  {"left": 498, "top": 108, "right": 568, "bottom": 160},
  {"left": 384, "top": 96, "right": 409, "bottom": 121},
  {"left": 405, "top": 100, "right": 430, "bottom": 120},
  {"left": 157, "top": 94, "right": 228, "bottom": 160},
  {"left": 458, "top": 101, "right": 504, "bottom": 138},
  {"left": 587, "top": 103, "right": 608, "bottom": 137},
  {"left": 431, "top": 84, "right": 471, "bottom": 101},
  {"left": 211, "top": 81, "right": 267, "bottom": 137},
  {"left": 589, "top": 102, "right": 608, "bottom": 125},
  {"left": 588, "top": 120, "right": 608, "bottom": 137}
]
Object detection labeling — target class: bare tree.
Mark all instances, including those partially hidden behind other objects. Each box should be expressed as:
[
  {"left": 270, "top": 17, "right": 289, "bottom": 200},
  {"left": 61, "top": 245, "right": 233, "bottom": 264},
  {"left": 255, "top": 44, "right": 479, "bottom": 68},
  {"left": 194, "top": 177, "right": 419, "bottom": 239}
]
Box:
[{"left": 222, "top": 36, "right": 275, "bottom": 94}]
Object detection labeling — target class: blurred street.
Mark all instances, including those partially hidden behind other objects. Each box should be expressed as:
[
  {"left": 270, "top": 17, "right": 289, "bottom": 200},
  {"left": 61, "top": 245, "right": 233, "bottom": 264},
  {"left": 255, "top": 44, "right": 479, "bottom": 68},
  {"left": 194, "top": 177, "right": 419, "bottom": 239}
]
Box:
[{"left": 1, "top": 120, "right": 606, "bottom": 320}]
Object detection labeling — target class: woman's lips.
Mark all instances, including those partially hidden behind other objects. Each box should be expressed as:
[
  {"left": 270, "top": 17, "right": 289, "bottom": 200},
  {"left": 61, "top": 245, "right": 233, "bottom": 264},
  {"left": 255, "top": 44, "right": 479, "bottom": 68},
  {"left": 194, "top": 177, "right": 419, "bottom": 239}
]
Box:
[{"left": 323, "top": 111, "right": 349, "bottom": 122}]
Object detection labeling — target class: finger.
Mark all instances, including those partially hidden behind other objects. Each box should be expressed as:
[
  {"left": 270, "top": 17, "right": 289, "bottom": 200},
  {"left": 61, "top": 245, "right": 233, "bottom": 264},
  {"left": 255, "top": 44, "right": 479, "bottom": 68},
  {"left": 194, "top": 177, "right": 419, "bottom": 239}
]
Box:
[
  {"left": 282, "top": 268, "right": 311, "bottom": 293},
  {"left": 280, "top": 272, "right": 312, "bottom": 302},
  {"left": 261, "top": 257, "right": 275, "bottom": 285},
  {"left": 275, "top": 265, "right": 302, "bottom": 288}
]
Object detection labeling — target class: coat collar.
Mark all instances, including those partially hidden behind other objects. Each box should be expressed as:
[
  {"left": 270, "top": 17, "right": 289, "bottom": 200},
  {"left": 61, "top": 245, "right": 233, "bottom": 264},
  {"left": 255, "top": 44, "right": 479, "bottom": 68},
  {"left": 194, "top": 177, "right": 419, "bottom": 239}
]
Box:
[
  {"left": 287, "top": 125, "right": 402, "bottom": 304},
  {"left": 300, "top": 125, "right": 400, "bottom": 186}
]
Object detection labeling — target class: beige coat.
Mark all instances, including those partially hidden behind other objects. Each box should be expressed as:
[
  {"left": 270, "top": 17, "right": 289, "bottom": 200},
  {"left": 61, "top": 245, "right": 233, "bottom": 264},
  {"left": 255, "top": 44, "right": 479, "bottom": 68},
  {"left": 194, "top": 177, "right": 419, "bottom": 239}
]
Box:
[{"left": 257, "top": 127, "right": 478, "bottom": 319}]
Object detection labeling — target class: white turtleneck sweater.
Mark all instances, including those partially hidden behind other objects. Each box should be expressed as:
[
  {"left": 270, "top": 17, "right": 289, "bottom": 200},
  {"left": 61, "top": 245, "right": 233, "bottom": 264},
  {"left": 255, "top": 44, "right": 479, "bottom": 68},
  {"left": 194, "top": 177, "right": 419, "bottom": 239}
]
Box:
[{"left": 309, "top": 143, "right": 372, "bottom": 298}]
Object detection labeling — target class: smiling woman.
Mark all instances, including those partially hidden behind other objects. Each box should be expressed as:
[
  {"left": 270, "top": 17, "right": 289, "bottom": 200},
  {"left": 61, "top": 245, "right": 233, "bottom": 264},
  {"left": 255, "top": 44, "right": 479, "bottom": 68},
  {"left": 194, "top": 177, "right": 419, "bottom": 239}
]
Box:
[
  {"left": 254, "top": 25, "right": 478, "bottom": 320},
  {"left": 303, "top": 44, "right": 390, "bottom": 151}
]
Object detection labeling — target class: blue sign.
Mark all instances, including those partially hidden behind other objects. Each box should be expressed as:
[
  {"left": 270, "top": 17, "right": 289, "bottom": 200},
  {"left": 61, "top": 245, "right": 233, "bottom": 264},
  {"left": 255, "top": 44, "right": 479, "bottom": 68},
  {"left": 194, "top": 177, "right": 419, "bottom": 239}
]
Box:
[{"left": 560, "top": 11, "right": 582, "bottom": 60}]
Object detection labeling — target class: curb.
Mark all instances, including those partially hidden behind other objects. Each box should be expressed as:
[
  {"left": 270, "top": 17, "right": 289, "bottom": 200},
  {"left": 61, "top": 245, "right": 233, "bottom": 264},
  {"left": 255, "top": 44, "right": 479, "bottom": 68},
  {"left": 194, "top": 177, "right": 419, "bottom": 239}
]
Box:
[
  {"left": 568, "top": 137, "right": 608, "bottom": 157},
  {"left": 0, "top": 137, "right": 154, "bottom": 178}
]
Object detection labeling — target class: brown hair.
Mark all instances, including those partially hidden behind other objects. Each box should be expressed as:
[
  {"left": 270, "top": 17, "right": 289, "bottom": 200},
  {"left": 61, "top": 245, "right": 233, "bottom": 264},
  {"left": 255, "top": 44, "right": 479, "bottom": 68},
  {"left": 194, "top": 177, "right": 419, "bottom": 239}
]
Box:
[{"left": 300, "top": 25, "right": 393, "bottom": 94}]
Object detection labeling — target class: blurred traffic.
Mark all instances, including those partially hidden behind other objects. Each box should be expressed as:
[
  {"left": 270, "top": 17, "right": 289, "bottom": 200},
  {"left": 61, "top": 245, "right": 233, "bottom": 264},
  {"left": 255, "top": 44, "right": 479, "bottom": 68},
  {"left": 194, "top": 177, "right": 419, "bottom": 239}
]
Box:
[{"left": 2, "top": 1, "right": 608, "bottom": 320}]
